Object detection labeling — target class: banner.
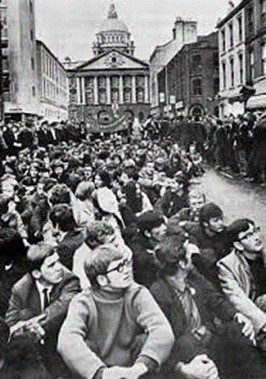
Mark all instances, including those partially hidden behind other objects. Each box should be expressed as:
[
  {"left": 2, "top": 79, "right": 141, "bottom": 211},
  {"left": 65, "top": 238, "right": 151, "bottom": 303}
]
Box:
[{"left": 86, "top": 114, "right": 129, "bottom": 133}]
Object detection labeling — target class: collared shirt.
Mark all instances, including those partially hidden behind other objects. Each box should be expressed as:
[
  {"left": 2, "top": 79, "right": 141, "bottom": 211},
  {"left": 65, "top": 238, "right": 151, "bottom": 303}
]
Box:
[
  {"left": 36, "top": 281, "right": 53, "bottom": 311},
  {"left": 167, "top": 276, "right": 206, "bottom": 339}
]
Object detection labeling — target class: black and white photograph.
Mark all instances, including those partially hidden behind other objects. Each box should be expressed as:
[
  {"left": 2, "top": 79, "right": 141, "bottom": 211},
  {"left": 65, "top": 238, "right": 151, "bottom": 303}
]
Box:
[{"left": 0, "top": 0, "right": 266, "bottom": 377}]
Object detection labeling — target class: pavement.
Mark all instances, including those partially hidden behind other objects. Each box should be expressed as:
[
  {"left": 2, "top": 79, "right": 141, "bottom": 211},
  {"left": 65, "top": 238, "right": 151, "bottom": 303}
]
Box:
[{"left": 193, "top": 167, "right": 266, "bottom": 238}]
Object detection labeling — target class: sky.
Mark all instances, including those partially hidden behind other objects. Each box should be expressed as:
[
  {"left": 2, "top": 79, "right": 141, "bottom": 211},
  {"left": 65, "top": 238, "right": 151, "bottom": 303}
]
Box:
[{"left": 35, "top": 0, "right": 240, "bottom": 63}]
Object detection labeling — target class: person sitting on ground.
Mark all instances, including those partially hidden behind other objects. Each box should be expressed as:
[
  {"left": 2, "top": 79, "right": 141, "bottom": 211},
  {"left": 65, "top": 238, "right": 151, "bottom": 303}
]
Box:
[
  {"left": 126, "top": 211, "right": 167, "bottom": 288},
  {"left": 150, "top": 233, "right": 266, "bottom": 379},
  {"left": 217, "top": 219, "right": 266, "bottom": 350},
  {"left": 5, "top": 243, "right": 81, "bottom": 377},
  {"left": 0, "top": 228, "right": 27, "bottom": 317},
  {"left": 73, "top": 221, "right": 132, "bottom": 290},
  {"left": 49, "top": 204, "right": 85, "bottom": 270},
  {"left": 168, "top": 189, "right": 206, "bottom": 229},
  {"left": 58, "top": 243, "right": 174, "bottom": 379},
  {"left": 0, "top": 317, "right": 52, "bottom": 379},
  {"left": 0, "top": 193, "right": 28, "bottom": 246},
  {"left": 181, "top": 203, "right": 230, "bottom": 289}
]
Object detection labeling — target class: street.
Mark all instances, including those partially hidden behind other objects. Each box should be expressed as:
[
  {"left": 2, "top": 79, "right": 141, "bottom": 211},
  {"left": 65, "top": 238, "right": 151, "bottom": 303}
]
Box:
[{"left": 197, "top": 168, "right": 266, "bottom": 237}]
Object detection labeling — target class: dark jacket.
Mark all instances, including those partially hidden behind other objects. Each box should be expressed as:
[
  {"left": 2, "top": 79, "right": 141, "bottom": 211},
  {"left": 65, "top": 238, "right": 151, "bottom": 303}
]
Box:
[
  {"left": 150, "top": 268, "right": 237, "bottom": 364},
  {"left": 5, "top": 266, "right": 81, "bottom": 334}
]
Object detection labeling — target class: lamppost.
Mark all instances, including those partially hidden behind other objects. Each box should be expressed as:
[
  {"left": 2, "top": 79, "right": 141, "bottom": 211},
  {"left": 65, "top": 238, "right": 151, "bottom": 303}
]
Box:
[{"left": 0, "top": 20, "right": 3, "bottom": 121}]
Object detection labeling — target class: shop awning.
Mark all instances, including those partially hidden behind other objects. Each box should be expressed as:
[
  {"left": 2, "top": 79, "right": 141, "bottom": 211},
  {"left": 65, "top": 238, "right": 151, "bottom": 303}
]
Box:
[{"left": 246, "top": 94, "right": 266, "bottom": 110}]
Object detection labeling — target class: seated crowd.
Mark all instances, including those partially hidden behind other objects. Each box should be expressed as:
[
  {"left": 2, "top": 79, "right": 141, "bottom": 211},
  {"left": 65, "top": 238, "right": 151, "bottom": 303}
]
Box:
[{"left": 0, "top": 120, "right": 266, "bottom": 379}]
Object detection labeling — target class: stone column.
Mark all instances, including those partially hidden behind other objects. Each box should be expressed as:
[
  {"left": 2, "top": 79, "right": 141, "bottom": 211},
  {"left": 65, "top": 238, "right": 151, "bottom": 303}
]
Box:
[
  {"left": 145, "top": 76, "right": 149, "bottom": 103},
  {"left": 132, "top": 75, "right": 136, "bottom": 103},
  {"left": 94, "top": 76, "right": 98, "bottom": 104},
  {"left": 76, "top": 77, "right": 80, "bottom": 104},
  {"left": 119, "top": 75, "right": 123, "bottom": 104},
  {"left": 82, "top": 77, "right": 85, "bottom": 104},
  {"left": 107, "top": 76, "right": 111, "bottom": 104}
]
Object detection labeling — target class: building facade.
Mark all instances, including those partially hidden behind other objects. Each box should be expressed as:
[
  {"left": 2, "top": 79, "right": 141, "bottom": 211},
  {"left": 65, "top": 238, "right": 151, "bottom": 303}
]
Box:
[
  {"left": 36, "top": 40, "right": 68, "bottom": 122},
  {"left": 157, "top": 32, "right": 219, "bottom": 118},
  {"left": 245, "top": 0, "right": 266, "bottom": 111},
  {"left": 4, "top": 0, "right": 39, "bottom": 121},
  {"left": 149, "top": 18, "right": 198, "bottom": 115},
  {"left": 64, "top": 3, "right": 150, "bottom": 126},
  {"left": 217, "top": 1, "right": 247, "bottom": 118}
]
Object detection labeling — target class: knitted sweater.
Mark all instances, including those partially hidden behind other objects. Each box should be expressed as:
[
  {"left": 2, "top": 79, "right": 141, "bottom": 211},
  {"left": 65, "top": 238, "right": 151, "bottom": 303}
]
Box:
[{"left": 58, "top": 283, "right": 174, "bottom": 379}]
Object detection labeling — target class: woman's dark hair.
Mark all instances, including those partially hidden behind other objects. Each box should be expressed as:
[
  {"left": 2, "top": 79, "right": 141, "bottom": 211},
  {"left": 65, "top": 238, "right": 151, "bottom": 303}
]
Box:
[
  {"left": 0, "top": 195, "right": 10, "bottom": 215},
  {"left": 155, "top": 234, "right": 188, "bottom": 276},
  {"left": 94, "top": 169, "right": 112, "bottom": 189},
  {"left": 50, "top": 204, "right": 76, "bottom": 232}
]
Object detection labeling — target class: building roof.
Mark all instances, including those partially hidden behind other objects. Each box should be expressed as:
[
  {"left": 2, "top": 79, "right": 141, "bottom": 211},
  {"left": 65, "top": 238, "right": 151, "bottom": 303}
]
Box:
[
  {"left": 216, "top": 0, "right": 248, "bottom": 28},
  {"left": 67, "top": 48, "right": 149, "bottom": 72},
  {"left": 36, "top": 39, "right": 66, "bottom": 72},
  {"left": 98, "top": 3, "right": 129, "bottom": 34}
]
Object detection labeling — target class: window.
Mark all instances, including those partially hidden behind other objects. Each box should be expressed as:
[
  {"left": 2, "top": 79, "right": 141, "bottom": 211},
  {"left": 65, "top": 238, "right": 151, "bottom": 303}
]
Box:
[
  {"left": 124, "top": 88, "right": 132, "bottom": 103},
  {"left": 222, "top": 62, "right": 226, "bottom": 89},
  {"left": 99, "top": 89, "right": 107, "bottom": 104},
  {"left": 230, "top": 58, "right": 234, "bottom": 87},
  {"left": 32, "top": 86, "right": 36, "bottom": 97},
  {"left": 111, "top": 89, "right": 119, "bottom": 103},
  {"left": 249, "top": 48, "right": 255, "bottom": 80},
  {"left": 98, "top": 76, "right": 107, "bottom": 88},
  {"left": 85, "top": 88, "right": 94, "bottom": 105},
  {"left": 192, "top": 55, "right": 202, "bottom": 70},
  {"left": 213, "top": 52, "right": 219, "bottom": 67},
  {"left": 229, "top": 23, "right": 234, "bottom": 48},
  {"left": 111, "top": 76, "right": 119, "bottom": 88},
  {"left": 213, "top": 77, "right": 219, "bottom": 94},
  {"left": 192, "top": 78, "right": 202, "bottom": 95},
  {"left": 239, "top": 54, "right": 243, "bottom": 84},
  {"left": 31, "top": 57, "right": 35, "bottom": 70},
  {"left": 262, "top": 42, "right": 266, "bottom": 75},
  {"left": 248, "top": 7, "right": 254, "bottom": 35},
  {"left": 221, "top": 29, "right": 226, "bottom": 52},
  {"left": 136, "top": 88, "right": 144, "bottom": 102},
  {"left": 238, "top": 16, "right": 243, "bottom": 42},
  {"left": 261, "top": 0, "right": 266, "bottom": 26}
]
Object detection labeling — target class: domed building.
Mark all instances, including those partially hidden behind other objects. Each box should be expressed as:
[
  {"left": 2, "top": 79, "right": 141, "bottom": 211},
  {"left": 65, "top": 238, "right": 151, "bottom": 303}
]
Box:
[
  {"left": 92, "top": 4, "right": 135, "bottom": 56},
  {"left": 65, "top": 3, "right": 150, "bottom": 130}
]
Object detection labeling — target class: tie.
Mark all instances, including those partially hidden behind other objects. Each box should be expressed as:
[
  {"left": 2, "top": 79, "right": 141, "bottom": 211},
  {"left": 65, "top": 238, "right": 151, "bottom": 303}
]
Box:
[{"left": 43, "top": 288, "right": 50, "bottom": 309}]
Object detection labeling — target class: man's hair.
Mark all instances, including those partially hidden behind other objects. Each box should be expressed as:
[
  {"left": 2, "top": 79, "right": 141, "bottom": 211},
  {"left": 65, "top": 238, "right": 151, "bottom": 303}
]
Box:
[
  {"left": 26, "top": 243, "right": 55, "bottom": 273},
  {"left": 199, "top": 203, "right": 223, "bottom": 227},
  {"left": 85, "top": 221, "right": 114, "bottom": 249},
  {"left": 0, "top": 228, "right": 27, "bottom": 264},
  {"left": 75, "top": 181, "right": 95, "bottom": 201},
  {"left": 84, "top": 244, "right": 123, "bottom": 288},
  {"left": 49, "top": 183, "right": 71, "bottom": 205},
  {"left": 226, "top": 218, "right": 255, "bottom": 245},
  {"left": 155, "top": 233, "right": 187, "bottom": 276},
  {"left": 50, "top": 204, "right": 76, "bottom": 232},
  {"left": 137, "top": 211, "right": 165, "bottom": 233}
]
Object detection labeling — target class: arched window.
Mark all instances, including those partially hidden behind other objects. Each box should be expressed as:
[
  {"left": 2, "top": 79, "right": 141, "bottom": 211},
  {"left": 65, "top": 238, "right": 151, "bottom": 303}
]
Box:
[{"left": 192, "top": 55, "right": 202, "bottom": 70}]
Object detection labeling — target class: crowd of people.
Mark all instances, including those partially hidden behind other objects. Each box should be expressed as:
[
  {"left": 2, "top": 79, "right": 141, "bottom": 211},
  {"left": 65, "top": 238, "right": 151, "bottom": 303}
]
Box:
[{"left": 0, "top": 113, "right": 265, "bottom": 378}]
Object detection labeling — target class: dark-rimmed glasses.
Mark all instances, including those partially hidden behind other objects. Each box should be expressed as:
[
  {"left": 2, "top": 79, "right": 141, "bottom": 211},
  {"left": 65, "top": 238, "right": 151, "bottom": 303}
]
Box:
[{"left": 105, "top": 258, "right": 132, "bottom": 274}]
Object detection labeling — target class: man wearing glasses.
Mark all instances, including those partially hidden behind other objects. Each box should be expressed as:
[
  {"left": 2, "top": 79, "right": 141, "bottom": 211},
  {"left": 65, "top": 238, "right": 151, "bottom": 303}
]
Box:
[
  {"left": 58, "top": 243, "right": 174, "bottom": 379},
  {"left": 217, "top": 219, "right": 266, "bottom": 349}
]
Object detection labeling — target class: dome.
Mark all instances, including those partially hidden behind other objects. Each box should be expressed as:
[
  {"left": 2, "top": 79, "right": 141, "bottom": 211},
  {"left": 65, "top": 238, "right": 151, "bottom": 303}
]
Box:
[
  {"left": 98, "top": 3, "right": 129, "bottom": 33},
  {"left": 99, "top": 18, "right": 129, "bottom": 33}
]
